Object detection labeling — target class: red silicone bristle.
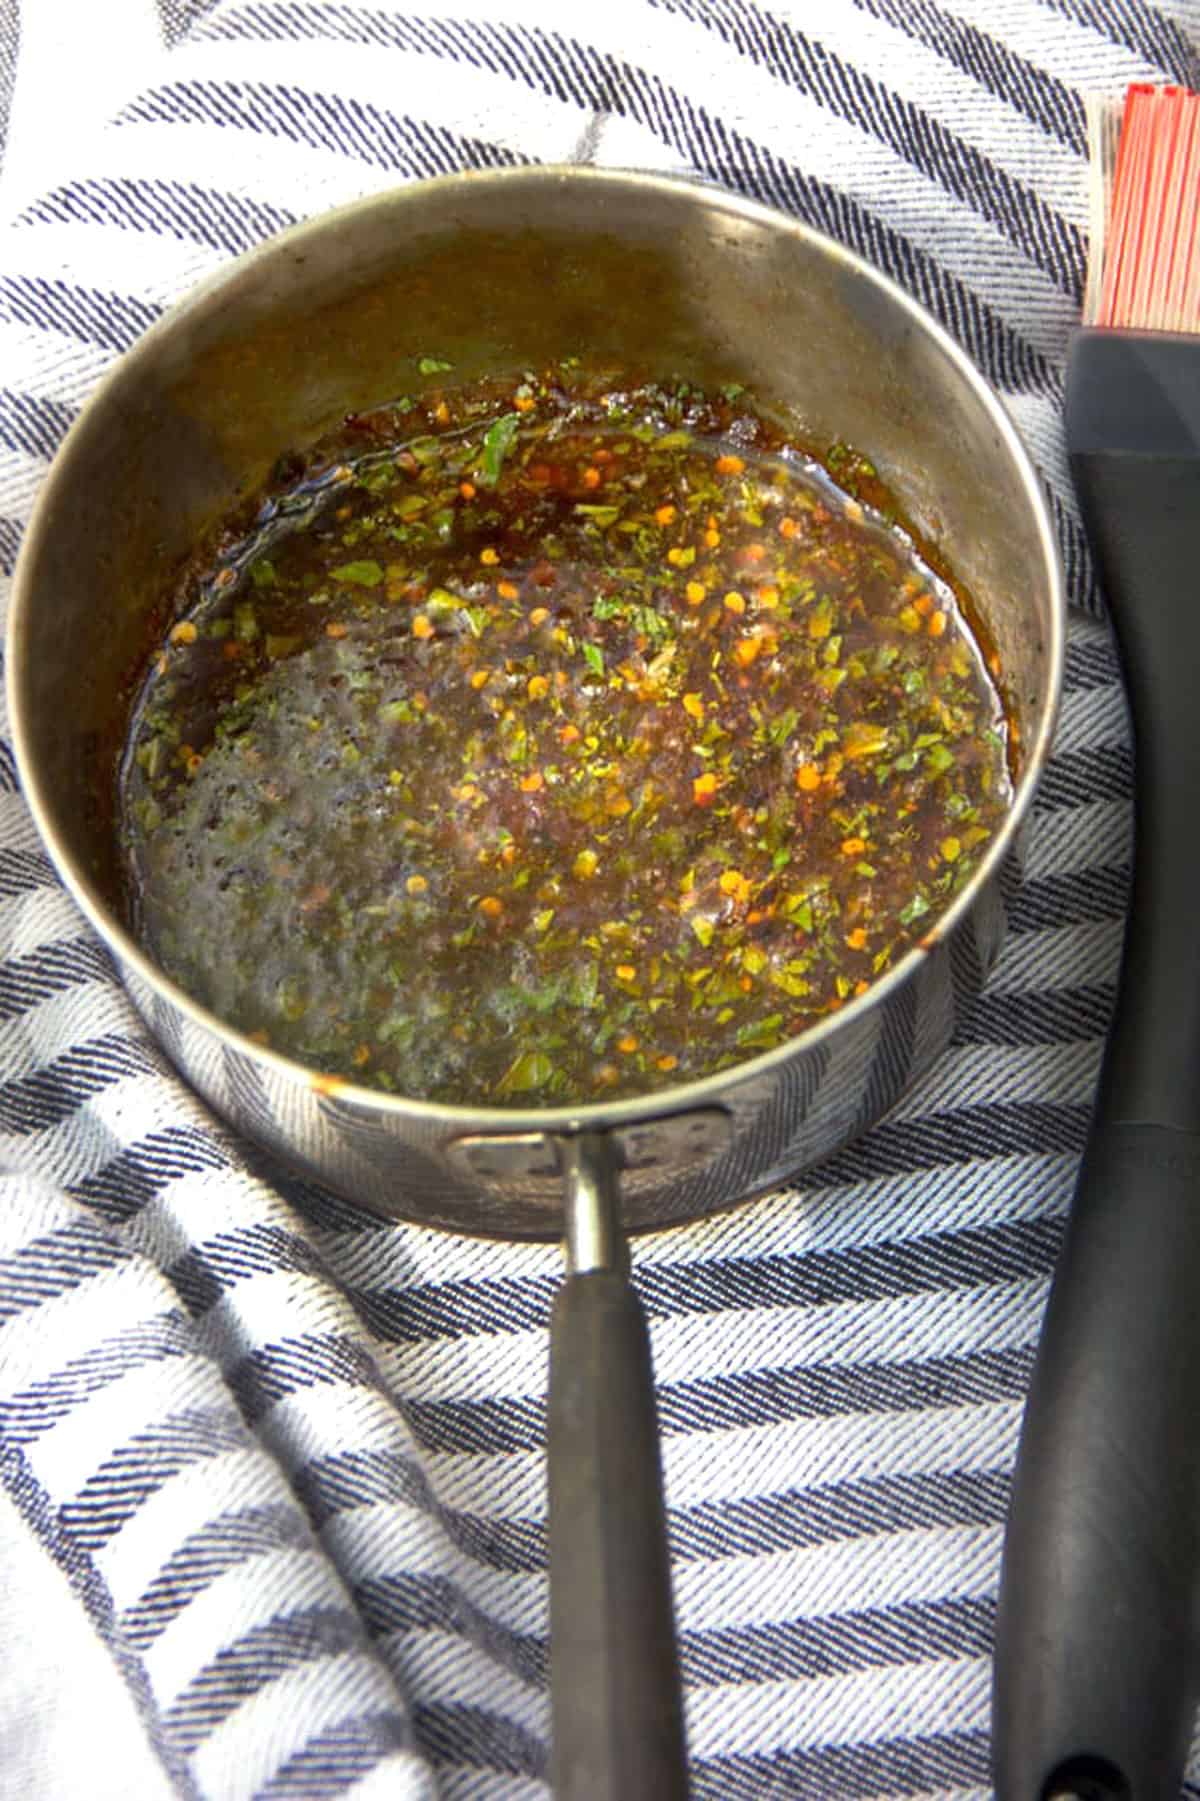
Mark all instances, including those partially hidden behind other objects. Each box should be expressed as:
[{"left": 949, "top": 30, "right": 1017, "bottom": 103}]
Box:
[{"left": 1097, "top": 84, "right": 1200, "bottom": 332}]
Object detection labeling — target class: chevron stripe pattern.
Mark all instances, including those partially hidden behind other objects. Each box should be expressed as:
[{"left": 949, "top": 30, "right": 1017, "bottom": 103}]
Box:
[{"left": 0, "top": 1, "right": 1195, "bottom": 1795}]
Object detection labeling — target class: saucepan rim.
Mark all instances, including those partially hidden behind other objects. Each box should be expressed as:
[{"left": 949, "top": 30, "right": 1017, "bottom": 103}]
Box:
[{"left": 6, "top": 163, "right": 1065, "bottom": 1135}]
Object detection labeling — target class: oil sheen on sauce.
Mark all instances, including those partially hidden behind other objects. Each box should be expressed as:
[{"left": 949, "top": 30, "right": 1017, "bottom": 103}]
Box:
[{"left": 119, "top": 364, "right": 1013, "bottom": 1105}]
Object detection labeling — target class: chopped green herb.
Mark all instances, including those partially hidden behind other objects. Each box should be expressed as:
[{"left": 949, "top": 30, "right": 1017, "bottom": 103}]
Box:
[
  {"left": 119, "top": 363, "right": 1011, "bottom": 1108},
  {"left": 478, "top": 413, "right": 521, "bottom": 486},
  {"left": 925, "top": 742, "right": 955, "bottom": 777},
  {"left": 233, "top": 601, "right": 259, "bottom": 643},
  {"left": 332, "top": 560, "right": 384, "bottom": 588},
  {"left": 737, "top": 1012, "right": 784, "bottom": 1047}
]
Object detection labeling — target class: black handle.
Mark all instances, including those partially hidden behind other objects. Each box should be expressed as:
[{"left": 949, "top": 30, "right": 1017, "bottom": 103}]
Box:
[
  {"left": 993, "top": 1122, "right": 1200, "bottom": 1800},
  {"left": 1059, "top": 331, "right": 1200, "bottom": 1133},
  {"left": 993, "top": 331, "right": 1200, "bottom": 1799},
  {"left": 547, "top": 1137, "right": 687, "bottom": 1801}
]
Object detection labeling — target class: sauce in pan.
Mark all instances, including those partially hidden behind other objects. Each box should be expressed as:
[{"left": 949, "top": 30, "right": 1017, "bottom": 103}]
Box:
[{"left": 118, "top": 364, "right": 1013, "bottom": 1104}]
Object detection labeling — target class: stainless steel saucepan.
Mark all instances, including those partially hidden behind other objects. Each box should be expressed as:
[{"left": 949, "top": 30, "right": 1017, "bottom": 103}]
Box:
[{"left": 7, "top": 169, "right": 1063, "bottom": 1797}]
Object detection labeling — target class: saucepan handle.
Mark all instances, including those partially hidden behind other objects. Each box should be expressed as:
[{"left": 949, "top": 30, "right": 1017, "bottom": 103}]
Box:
[{"left": 547, "top": 1131, "right": 689, "bottom": 1800}]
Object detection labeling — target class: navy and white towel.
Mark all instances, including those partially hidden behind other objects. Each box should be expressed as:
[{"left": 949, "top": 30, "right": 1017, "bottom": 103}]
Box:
[{"left": 0, "top": 2, "right": 1195, "bottom": 1796}]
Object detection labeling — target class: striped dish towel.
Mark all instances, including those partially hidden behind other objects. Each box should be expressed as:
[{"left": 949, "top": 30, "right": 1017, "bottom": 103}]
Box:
[{"left": 0, "top": 2, "right": 1196, "bottom": 1795}]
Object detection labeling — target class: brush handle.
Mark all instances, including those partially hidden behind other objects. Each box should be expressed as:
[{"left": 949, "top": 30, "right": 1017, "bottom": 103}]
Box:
[
  {"left": 993, "top": 331, "right": 1200, "bottom": 1800},
  {"left": 993, "top": 1123, "right": 1200, "bottom": 1799}
]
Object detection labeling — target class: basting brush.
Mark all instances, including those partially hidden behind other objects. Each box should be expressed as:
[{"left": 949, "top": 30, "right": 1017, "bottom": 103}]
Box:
[{"left": 994, "top": 83, "right": 1200, "bottom": 1801}]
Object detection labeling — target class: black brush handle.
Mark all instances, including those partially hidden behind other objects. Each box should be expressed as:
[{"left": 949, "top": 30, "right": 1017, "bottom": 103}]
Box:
[
  {"left": 993, "top": 331, "right": 1200, "bottom": 1800},
  {"left": 547, "top": 1134, "right": 688, "bottom": 1801},
  {"left": 994, "top": 1121, "right": 1200, "bottom": 1799}
]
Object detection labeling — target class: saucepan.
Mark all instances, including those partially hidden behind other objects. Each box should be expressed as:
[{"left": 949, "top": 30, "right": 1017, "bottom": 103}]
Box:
[{"left": 7, "top": 169, "right": 1063, "bottom": 1797}]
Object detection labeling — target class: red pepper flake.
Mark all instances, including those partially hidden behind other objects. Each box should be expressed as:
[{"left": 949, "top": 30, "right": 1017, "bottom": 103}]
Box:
[
  {"left": 719, "top": 869, "right": 751, "bottom": 906},
  {"left": 311, "top": 1072, "right": 349, "bottom": 1097},
  {"left": 120, "top": 366, "right": 1014, "bottom": 1115}
]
